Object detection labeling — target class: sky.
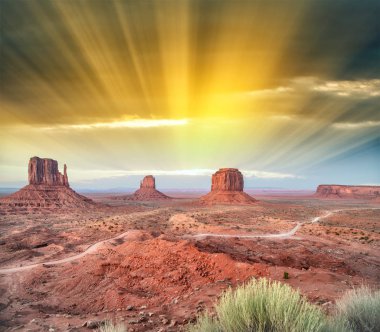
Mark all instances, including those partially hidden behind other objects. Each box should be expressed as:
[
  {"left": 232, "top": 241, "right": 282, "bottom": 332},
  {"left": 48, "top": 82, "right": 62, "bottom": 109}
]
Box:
[{"left": 0, "top": 0, "right": 379, "bottom": 190}]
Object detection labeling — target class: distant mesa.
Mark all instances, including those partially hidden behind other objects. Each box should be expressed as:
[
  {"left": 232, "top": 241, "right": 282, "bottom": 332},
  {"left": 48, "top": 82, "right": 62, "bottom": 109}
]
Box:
[
  {"left": 0, "top": 157, "right": 95, "bottom": 214},
  {"left": 315, "top": 184, "right": 380, "bottom": 201},
  {"left": 129, "top": 175, "right": 171, "bottom": 201},
  {"left": 200, "top": 168, "right": 257, "bottom": 204}
]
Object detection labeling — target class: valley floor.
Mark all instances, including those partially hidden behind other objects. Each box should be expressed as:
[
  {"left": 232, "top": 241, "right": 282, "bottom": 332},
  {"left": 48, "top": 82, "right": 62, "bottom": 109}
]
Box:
[{"left": 0, "top": 194, "right": 379, "bottom": 331}]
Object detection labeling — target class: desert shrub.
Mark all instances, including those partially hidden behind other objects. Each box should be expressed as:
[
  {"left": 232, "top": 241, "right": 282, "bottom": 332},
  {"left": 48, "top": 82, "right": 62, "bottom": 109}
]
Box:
[
  {"left": 189, "top": 278, "right": 326, "bottom": 332},
  {"left": 97, "top": 321, "right": 126, "bottom": 332},
  {"left": 332, "top": 286, "right": 380, "bottom": 332}
]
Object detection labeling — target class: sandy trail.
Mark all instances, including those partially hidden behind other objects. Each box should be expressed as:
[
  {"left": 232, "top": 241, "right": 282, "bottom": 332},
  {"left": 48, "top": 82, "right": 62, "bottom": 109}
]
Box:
[
  {"left": 0, "top": 209, "right": 165, "bottom": 274},
  {"left": 0, "top": 229, "right": 137, "bottom": 274},
  {"left": 0, "top": 208, "right": 378, "bottom": 274}
]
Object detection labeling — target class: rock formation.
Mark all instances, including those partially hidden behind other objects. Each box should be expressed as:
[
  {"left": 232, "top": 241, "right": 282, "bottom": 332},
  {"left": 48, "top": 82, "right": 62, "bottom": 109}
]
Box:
[
  {"left": 28, "top": 157, "right": 69, "bottom": 186},
  {"left": 129, "top": 175, "right": 171, "bottom": 200},
  {"left": 200, "top": 168, "right": 256, "bottom": 204},
  {"left": 140, "top": 175, "right": 156, "bottom": 189},
  {"left": 0, "top": 157, "right": 95, "bottom": 214},
  {"left": 315, "top": 185, "right": 380, "bottom": 201}
]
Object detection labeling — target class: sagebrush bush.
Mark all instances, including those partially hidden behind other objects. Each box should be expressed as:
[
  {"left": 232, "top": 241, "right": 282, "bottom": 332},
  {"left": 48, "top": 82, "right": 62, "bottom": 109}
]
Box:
[
  {"left": 189, "top": 278, "right": 326, "bottom": 332},
  {"left": 97, "top": 321, "right": 126, "bottom": 332},
  {"left": 332, "top": 286, "right": 380, "bottom": 332}
]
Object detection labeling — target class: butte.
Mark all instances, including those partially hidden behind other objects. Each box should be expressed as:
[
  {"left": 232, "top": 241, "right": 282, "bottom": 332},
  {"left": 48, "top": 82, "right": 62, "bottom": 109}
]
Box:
[
  {"left": 0, "top": 156, "right": 95, "bottom": 214},
  {"left": 129, "top": 175, "right": 171, "bottom": 200},
  {"left": 200, "top": 168, "right": 257, "bottom": 204}
]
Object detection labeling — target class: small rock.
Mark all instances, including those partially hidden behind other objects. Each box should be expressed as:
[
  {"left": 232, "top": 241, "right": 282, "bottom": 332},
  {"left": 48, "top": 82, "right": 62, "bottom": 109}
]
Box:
[
  {"left": 126, "top": 305, "right": 134, "bottom": 311},
  {"left": 169, "top": 320, "right": 177, "bottom": 327},
  {"left": 161, "top": 318, "right": 169, "bottom": 325}
]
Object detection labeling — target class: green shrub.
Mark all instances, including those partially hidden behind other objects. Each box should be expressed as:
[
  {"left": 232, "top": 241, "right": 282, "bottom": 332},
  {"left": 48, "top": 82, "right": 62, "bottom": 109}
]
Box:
[
  {"left": 283, "top": 271, "right": 289, "bottom": 279},
  {"left": 97, "top": 321, "right": 127, "bottom": 332},
  {"left": 189, "top": 278, "right": 326, "bottom": 332},
  {"left": 332, "top": 286, "right": 380, "bottom": 332}
]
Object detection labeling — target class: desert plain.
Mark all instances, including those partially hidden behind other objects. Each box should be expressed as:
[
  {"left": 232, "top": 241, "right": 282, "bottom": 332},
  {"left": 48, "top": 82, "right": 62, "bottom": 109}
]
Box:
[{"left": 0, "top": 186, "right": 379, "bottom": 332}]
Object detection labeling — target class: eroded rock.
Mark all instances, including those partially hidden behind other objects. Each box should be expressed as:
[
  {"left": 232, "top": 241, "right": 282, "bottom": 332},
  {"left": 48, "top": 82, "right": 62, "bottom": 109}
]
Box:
[
  {"left": 200, "top": 168, "right": 256, "bottom": 205},
  {"left": 315, "top": 185, "right": 380, "bottom": 201},
  {"left": 28, "top": 157, "right": 69, "bottom": 187},
  {"left": 130, "top": 176, "right": 170, "bottom": 201}
]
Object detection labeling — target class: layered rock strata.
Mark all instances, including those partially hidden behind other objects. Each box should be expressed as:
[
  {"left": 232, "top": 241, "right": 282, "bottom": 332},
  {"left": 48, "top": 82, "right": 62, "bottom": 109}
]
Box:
[
  {"left": 200, "top": 168, "right": 256, "bottom": 204},
  {"left": 129, "top": 175, "right": 170, "bottom": 200},
  {"left": 315, "top": 185, "right": 380, "bottom": 201},
  {"left": 0, "top": 157, "right": 95, "bottom": 214}
]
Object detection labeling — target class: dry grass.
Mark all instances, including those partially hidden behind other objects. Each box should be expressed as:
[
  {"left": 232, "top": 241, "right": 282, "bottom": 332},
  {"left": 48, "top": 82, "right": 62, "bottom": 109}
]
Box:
[
  {"left": 189, "top": 278, "right": 326, "bottom": 332},
  {"left": 332, "top": 286, "right": 380, "bottom": 332},
  {"left": 97, "top": 321, "right": 126, "bottom": 332}
]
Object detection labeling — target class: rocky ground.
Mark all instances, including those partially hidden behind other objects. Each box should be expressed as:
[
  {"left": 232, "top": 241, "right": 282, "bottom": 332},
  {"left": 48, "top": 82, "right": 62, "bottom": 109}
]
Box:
[{"left": 0, "top": 193, "right": 379, "bottom": 331}]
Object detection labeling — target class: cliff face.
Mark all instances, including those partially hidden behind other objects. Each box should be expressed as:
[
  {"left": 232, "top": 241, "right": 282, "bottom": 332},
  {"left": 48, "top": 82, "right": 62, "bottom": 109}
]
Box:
[
  {"left": 315, "top": 185, "right": 380, "bottom": 200},
  {"left": 28, "top": 157, "right": 69, "bottom": 187},
  {"left": 211, "top": 168, "right": 244, "bottom": 191},
  {"left": 140, "top": 175, "right": 156, "bottom": 189},
  {"left": 0, "top": 157, "right": 94, "bottom": 214},
  {"left": 200, "top": 168, "right": 256, "bottom": 205}
]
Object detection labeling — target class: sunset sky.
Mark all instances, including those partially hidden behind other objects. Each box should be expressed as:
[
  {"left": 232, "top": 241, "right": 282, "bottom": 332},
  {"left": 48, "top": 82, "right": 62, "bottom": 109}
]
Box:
[{"left": 1, "top": 0, "right": 379, "bottom": 190}]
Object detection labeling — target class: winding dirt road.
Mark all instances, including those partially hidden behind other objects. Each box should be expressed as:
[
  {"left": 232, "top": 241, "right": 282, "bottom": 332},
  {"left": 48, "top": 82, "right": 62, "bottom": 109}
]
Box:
[
  {"left": 0, "top": 208, "right": 378, "bottom": 274},
  {"left": 189, "top": 208, "right": 379, "bottom": 239}
]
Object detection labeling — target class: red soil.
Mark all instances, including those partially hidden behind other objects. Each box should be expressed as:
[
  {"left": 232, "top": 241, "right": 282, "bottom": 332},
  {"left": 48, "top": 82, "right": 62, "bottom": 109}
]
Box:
[{"left": 23, "top": 233, "right": 267, "bottom": 314}]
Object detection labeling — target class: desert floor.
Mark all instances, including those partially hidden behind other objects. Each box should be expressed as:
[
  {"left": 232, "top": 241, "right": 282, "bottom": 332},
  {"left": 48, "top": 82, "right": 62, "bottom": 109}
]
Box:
[{"left": 0, "top": 193, "right": 379, "bottom": 331}]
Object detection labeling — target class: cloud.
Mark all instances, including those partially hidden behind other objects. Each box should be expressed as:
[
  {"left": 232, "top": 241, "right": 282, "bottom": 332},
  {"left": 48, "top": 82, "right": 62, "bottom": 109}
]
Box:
[
  {"left": 242, "top": 170, "right": 302, "bottom": 179},
  {"left": 39, "top": 118, "right": 189, "bottom": 131},
  {"left": 332, "top": 120, "right": 380, "bottom": 130},
  {"left": 312, "top": 79, "right": 380, "bottom": 98},
  {"left": 245, "top": 86, "right": 293, "bottom": 97},
  {"left": 270, "top": 114, "right": 298, "bottom": 122},
  {"left": 70, "top": 168, "right": 301, "bottom": 181},
  {"left": 243, "top": 77, "right": 380, "bottom": 100}
]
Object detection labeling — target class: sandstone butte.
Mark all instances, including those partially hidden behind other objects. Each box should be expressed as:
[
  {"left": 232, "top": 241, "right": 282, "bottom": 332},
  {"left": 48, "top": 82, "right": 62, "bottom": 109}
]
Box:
[
  {"left": 315, "top": 184, "right": 380, "bottom": 201},
  {"left": 0, "top": 157, "right": 95, "bottom": 214},
  {"left": 129, "top": 175, "right": 171, "bottom": 200},
  {"left": 200, "top": 168, "right": 257, "bottom": 204}
]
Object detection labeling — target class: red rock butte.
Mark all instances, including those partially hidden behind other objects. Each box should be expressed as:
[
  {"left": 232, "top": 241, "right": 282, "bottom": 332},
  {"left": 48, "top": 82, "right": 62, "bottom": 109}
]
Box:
[
  {"left": 200, "top": 168, "right": 257, "bottom": 204},
  {"left": 315, "top": 184, "right": 380, "bottom": 201},
  {"left": 0, "top": 157, "right": 95, "bottom": 214},
  {"left": 129, "top": 175, "right": 171, "bottom": 201},
  {"left": 28, "top": 157, "right": 69, "bottom": 186}
]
